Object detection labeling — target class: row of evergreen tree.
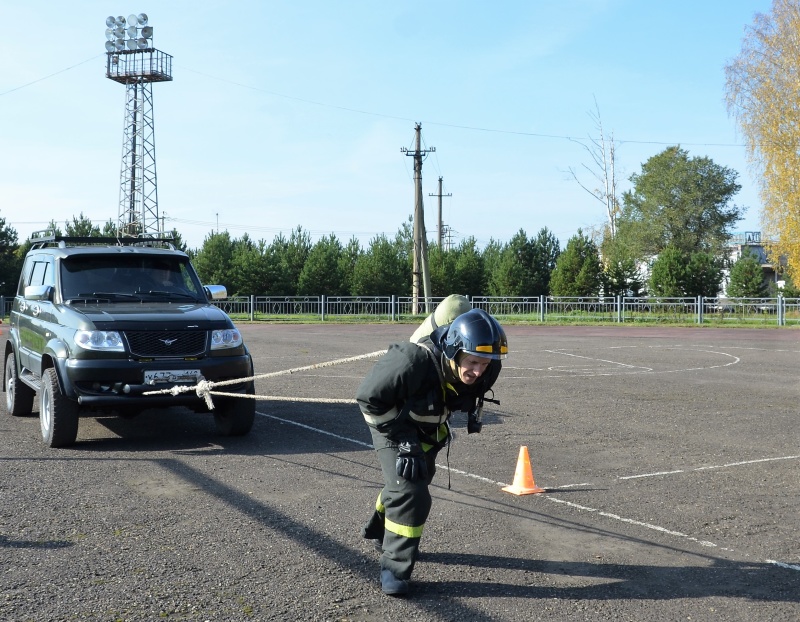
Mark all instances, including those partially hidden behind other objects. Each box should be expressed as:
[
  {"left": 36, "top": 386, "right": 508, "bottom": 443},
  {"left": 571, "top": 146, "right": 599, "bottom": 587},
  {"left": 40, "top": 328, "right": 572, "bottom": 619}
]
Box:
[
  {"left": 0, "top": 213, "right": 782, "bottom": 301},
  {"left": 186, "top": 222, "right": 778, "bottom": 299}
]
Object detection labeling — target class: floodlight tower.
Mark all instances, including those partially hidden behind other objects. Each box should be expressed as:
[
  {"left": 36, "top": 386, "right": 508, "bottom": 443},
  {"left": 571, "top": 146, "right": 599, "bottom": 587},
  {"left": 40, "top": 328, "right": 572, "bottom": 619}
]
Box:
[{"left": 104, "top": 13, "right": 172, "bottom": 239}]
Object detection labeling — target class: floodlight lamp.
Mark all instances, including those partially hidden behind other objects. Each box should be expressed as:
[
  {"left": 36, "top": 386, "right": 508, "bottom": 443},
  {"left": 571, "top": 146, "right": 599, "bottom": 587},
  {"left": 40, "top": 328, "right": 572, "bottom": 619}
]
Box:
[
  {"left": 128, "top": 14, "right": 138, "bottom": 26},
  {"left": 115, "top": 38, "right": 125, "bottom": 51},
  {"left": 113, "top": 26, "right": 124, "bottom": 38},
  {"left": 126, "top": 25, "right": 138, "bottom": 38},
  {"left": 126, "top": 38, "right": 137, "bottom": 50},
  {"left": 137, "top": 13, "right": 148, "bottom": 25},
  {"left": 105, "top": 40, "right": 116, "bottom": 52},
  {"left": 141, "top": 26, "right": 153, "bottom": 38},
  {"left": 137, "top": 37, "right": 148, "bottom": 49},
  {"left": 105, "top": 28, "right": 115, "bottom": 41},
  {"left": 105, "top": 16, "right": 116, "bottom": 28},
  {"left": 116, "top": 16, "right": 126, "bottom": 26}
]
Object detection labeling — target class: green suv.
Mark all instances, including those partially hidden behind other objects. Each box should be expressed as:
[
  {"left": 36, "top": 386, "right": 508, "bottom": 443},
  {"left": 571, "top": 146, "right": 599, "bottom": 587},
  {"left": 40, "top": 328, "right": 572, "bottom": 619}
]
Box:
[{"left": 2, "top": 235, "right": 256, "bottom": 447}]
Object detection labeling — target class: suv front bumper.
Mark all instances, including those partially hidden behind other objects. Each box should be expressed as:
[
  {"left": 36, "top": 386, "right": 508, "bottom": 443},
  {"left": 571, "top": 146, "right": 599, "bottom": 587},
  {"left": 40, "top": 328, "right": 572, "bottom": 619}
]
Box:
[{"left": 59, "top": 353, "right": 255, "bottom": 409}]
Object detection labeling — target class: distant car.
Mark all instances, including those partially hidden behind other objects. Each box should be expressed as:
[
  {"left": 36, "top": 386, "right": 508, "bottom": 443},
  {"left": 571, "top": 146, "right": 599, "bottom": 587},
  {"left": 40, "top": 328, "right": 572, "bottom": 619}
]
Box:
[
  {"left": 707, "top": 299, "right": 735, "bottom": 313},
  {"left": 2, "top": 235, "right": 256, "bottom": 447}
]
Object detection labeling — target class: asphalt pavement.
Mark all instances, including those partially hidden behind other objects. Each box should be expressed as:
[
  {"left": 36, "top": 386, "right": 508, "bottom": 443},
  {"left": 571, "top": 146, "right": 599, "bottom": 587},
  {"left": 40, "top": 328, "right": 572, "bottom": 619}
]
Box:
[{"left": 1, "top": 324, "right": 799, "bottom": 621}]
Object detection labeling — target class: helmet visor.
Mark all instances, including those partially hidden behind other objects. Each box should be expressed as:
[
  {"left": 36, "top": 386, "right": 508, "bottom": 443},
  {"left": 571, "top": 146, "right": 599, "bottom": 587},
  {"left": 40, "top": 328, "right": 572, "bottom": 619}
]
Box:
[{"left": 472, "top": 342, "right": 508, "bottom": 359}]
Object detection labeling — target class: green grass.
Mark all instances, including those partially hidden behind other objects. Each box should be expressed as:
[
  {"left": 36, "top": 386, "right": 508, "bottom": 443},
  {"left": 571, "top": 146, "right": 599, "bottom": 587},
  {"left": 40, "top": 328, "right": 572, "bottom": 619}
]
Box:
[{"left": 226, "top": 312, "right": 797, "bottom": 328}]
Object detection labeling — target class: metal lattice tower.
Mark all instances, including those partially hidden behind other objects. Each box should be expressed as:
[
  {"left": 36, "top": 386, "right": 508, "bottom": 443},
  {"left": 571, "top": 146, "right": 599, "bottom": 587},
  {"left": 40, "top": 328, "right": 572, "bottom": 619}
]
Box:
[{"left": 104, "top": 13, "right": 172, "bottom": 239}]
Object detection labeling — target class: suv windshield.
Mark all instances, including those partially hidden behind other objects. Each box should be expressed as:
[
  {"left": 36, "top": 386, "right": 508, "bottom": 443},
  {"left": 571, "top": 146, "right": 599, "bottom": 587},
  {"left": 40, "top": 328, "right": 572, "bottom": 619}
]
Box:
[{"left": 60, "top": 255, "right": 204, "bottom": 302}]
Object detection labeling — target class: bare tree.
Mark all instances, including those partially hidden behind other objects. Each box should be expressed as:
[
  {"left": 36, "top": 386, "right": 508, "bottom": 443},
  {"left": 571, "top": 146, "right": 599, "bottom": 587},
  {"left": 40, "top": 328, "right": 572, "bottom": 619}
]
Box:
[{"left": 568, "top": 98, "right": 620, "bottom": 239}]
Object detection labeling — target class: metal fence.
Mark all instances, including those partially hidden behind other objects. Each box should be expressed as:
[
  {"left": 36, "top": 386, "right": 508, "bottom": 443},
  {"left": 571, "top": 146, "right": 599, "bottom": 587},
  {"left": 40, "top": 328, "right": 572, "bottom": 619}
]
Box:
[
  {"left": 207, "top": 295, "right": 800, "bottom": 326},
  {"left": 2, "top": 294, "right": 797, "bottom": 326}
]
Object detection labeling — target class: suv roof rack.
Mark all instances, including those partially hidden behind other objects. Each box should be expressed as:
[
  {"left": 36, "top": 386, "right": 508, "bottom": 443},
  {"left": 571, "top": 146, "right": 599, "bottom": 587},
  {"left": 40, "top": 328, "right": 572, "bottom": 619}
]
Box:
[{"left": 29, "top": 234, "right": 176, "bottom": 251}]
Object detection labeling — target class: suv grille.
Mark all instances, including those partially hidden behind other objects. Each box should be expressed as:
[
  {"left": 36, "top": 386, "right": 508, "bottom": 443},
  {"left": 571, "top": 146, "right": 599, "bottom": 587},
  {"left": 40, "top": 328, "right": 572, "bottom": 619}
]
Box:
[{"left": 124, "top": 331, "right": 208, "bottom": 358}]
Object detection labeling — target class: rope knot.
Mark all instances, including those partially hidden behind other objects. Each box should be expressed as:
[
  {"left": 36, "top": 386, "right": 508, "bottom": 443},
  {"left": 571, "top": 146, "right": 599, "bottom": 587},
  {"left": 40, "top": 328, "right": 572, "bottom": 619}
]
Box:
[{"left": 194, "top": 377, "right": 215, "bottom": 410}]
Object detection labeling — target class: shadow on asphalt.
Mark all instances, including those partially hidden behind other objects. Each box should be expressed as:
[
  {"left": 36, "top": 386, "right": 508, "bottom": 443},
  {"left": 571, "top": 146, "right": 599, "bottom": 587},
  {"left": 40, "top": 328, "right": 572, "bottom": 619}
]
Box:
[
  {"left": 149, "top": 455, "right": 505, "bottom": 622},
  {"left": 418, "top": 551, "right": 800, "bottom": 602},
  {"left": 0, "top": 535, "right": 73, "bottom": 550},
  {"left": 72, "top": 401, "right": 368, "bottom": 454}
]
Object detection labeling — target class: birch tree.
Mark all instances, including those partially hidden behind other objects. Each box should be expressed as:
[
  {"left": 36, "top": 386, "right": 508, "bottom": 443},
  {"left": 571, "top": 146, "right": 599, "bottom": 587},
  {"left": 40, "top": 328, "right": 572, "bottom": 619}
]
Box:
[{"left": 725, "top": 0, "right": 800, "bottom": 279}]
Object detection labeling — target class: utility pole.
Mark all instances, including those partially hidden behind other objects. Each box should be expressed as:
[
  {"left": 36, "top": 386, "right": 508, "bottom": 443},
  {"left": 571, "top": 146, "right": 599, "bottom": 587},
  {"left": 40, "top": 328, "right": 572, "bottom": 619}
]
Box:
[
  {"left": 428, "top": 176, "right": 452, "bottom": 250},
  {"left": 401, "top": 123, "right": 434, "bottom": 314},
  {"left": 442, "top": 225, "right": 452, "bottom": 251}
]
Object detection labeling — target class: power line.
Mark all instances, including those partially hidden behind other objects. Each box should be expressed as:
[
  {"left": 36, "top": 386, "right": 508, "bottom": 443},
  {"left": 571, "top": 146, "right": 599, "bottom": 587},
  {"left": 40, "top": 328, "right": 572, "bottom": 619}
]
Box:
[
  {"left": 0, "top": 55, "right": 103, "bottom": 97},
  {"left": 181, "top": 67, "right": 745, "bottom": 147},
  {"left": 177, "top": 65, "right": 745, "bottom": 148},
  {"left": 0, "top": 54, "right": 745, "bottom": 148}
]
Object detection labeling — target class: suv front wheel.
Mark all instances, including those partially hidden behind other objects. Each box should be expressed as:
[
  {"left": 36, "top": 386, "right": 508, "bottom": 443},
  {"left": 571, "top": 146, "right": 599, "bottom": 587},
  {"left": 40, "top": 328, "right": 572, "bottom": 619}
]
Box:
[
  {"left": 4, "top": 352, "right": 35, "bottom": 417},
  {"left": 213, "top": 382, "right": 256, "bottom": 436},
  {"left": 40, "top": 367, "right": 79, "bottom": 448}
]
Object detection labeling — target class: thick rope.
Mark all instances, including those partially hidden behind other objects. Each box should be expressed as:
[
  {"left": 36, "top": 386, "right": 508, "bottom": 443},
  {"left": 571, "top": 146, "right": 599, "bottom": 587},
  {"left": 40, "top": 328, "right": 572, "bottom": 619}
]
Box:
[
  {"left": 197, "top": 391, "right": 356, "bottom": 404},
  {"left": 142, "top": 349, "right": 387, "bottom": 409}
]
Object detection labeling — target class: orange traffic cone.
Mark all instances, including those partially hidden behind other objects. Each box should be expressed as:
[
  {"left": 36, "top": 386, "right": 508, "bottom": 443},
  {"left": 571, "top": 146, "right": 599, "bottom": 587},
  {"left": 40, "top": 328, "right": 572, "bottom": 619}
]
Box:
[{"left": 502, "top": 446, "right": 545, "bottom": 495}]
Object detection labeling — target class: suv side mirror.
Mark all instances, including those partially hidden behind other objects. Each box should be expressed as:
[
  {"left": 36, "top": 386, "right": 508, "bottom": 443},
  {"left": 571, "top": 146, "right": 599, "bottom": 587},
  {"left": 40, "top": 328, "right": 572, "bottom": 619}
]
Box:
[
  {"left": 203, "top": 285, "right": 228, "bottom": 300},
  {"left": 24, "top": 285, "right": 53, "bottom": 301}
]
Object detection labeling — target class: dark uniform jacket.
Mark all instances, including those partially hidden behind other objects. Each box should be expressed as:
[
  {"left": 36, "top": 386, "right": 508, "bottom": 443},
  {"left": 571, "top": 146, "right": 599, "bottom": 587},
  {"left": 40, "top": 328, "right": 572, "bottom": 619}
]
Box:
[{"left": 356, "top": 334, "right": 501, "bottom": 450}]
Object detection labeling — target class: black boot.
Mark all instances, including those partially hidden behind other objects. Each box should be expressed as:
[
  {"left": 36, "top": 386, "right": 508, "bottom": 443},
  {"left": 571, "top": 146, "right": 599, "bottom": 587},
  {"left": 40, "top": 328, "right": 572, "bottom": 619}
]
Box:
[{"left": 381, "top": 569, "right": 409, "bottom": 596}]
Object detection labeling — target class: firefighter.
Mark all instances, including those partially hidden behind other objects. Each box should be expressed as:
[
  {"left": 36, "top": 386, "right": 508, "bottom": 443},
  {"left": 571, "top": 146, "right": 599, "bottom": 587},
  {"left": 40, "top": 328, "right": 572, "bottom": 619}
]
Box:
[{"left": 356, "top": 308, "right": 508, "bottom": 595}]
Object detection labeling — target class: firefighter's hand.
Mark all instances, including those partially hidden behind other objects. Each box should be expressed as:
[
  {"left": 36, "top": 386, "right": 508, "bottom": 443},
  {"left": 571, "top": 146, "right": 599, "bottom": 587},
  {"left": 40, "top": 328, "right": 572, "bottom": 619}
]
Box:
[{"left": 396, "top": 442, "right": 428, "bottom": 481}]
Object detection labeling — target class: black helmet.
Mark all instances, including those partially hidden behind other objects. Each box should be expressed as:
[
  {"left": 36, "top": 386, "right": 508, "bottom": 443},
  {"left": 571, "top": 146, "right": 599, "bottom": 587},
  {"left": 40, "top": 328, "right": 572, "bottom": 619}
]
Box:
[{"left": 440, "top": 309, "right": 508, "bottom": 360}]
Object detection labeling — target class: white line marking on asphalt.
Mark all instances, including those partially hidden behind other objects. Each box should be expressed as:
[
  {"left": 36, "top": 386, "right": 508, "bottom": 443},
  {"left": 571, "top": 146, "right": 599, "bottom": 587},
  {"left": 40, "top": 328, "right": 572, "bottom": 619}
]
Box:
[
  {"left": 697, "top": 346, "right": 800, "bottom": 353},
  {"left": 767, "top": 560, "right": 800, "bottom": 571},
  {"left": 693, "top": 455, "right": 800, "bottom": 470},
  {"left": 257, "top": 411, "right": 373, "bottom": 448},
  {"left": 546, "top": 498, "right": 721, "bottom": 548},
  {"left": 620, "top": 455, "right": 800, "bottom": 480},
  {"left": 503, "top": 347, "right": 739, "bottom": 379},
  {"left": 298, "top": 374, "right": 365, "bottom": 379},
  {"left": 620, "top": 470, "right": 685, "bottom": 480},
  {"left": 545, "top": 349, "right": 652, "bottom": 371},
  {"left": 438, "top": 464, "right": 506, "bottom": 485},
  {"left": 656, "top": 350, "right": 740, "bottom": 374}
]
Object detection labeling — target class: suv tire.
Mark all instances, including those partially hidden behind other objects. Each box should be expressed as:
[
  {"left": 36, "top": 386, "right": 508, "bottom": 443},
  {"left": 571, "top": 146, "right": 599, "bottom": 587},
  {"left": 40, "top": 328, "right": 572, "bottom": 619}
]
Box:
[
  {"left": 4, "top": 352, "right": 35, "bottom": 417},
  {"left": 40, "top": 367, "right": 79, "bottom": 448},
  {"left": 213, "top": 382, "right": 256, "bottom": 436}
]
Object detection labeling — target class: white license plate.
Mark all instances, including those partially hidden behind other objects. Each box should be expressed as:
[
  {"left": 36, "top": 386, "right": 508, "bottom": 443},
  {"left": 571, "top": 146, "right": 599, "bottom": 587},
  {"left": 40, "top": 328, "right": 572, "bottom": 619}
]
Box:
[{"left": 144, "top": 369, "right": 201, "bottom": 385}]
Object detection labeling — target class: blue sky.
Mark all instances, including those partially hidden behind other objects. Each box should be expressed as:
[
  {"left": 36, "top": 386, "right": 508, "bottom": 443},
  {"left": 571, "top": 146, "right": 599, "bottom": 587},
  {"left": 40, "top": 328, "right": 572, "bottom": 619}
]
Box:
[{"left": 0, "top": 1, "right": 772, "bottom": 251}]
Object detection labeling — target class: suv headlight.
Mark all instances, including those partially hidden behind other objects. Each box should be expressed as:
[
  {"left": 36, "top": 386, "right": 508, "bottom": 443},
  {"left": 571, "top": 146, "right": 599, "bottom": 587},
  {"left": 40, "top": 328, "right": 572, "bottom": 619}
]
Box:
[
  {"left": 74, "top": 330, "right": 125, "bottom": 352},
  {"left": 211, "top": 328, "right": 242, "bottom": 350}
]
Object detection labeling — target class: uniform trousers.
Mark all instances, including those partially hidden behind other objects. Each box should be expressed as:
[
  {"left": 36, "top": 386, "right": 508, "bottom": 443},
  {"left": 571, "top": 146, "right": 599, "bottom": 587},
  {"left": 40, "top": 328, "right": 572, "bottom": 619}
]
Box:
[{"left": 362, "top": 427, "right": 439, "bottom": 580}]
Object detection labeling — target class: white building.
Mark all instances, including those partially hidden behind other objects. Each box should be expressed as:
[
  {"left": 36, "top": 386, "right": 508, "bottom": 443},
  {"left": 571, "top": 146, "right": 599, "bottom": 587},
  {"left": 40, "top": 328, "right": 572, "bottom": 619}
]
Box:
[{"left": 720, "top": 231, "right": 777, "bottom": 296}]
